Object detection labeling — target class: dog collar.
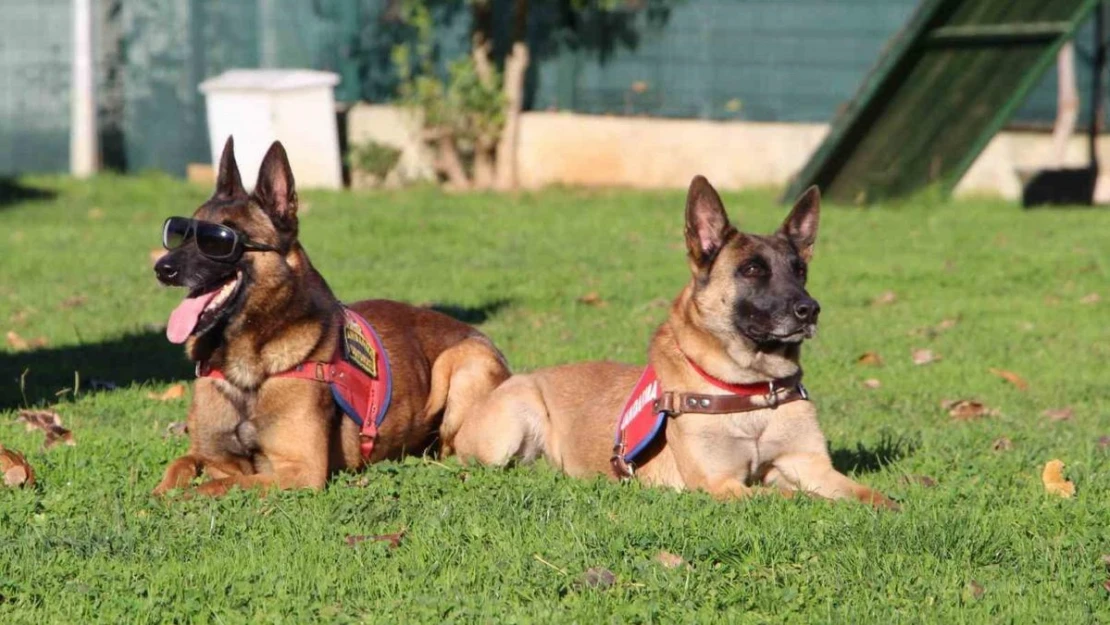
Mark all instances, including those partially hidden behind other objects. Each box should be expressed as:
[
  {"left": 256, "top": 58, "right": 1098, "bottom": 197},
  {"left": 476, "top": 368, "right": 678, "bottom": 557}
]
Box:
[{"left": 683, "top": 354, "right": 799, "bottom": 397}]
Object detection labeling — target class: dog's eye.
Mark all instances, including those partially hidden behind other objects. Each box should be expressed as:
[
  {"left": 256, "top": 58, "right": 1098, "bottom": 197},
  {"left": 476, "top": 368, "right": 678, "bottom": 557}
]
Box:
[
  {"left": 739, "top": 262, "right": 767, "bottom": 278},
  {"left": 794, "top": 262, "right": 807, "bottom": 279}
]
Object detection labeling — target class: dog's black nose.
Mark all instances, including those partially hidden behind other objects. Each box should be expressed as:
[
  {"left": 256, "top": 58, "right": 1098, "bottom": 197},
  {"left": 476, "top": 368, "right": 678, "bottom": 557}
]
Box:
[
  {"left": 793, "top": 298, "right": 820, "bottom": 322},
  {"left": 154, "top": 256, "right": 179, "bottom": 283}
]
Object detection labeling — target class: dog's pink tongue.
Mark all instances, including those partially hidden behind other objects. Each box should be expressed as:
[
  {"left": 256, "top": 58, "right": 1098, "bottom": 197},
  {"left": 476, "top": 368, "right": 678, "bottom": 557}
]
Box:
[{"left": 166, "top": 290, "right": 220, "bottom": 344}]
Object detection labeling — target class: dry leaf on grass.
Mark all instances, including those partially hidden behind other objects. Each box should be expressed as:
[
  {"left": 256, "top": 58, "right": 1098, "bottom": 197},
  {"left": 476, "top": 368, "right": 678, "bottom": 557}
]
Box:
[
  {"left": 871, "top": 290, "right": 897, "bottom": 306},
  {"left": 59, "top": 295, "right": 88, "bottom": 309},
  {"left": 910, "top": 318, "right": 959, "bottom": 338},
  {"left": 147, "top": 384, "right": 187, "bottom": 401},
  {"left": 1079, "top": 293, "right": 1101, "bottom": 305},
  {"left": 1100, "top": 553, "right": 1110, "bottom": 569},
  {"left": 856, "top": 352, "right": 883, "bottom": 366},
  {"left": 862, "top": 378, "right": 882, "bottom": 389},
  {"left": 16, "top": 410, "right": 75, "bottom": 448},
  {"left": 1098, "top": 436, "right": 1110, "bottom": 450},
  {"left": 577, "top": 291, "right": 606, "bottom": 307},
  {"left": 901, "top": 475, "right": 937, "bottom": 488},
  {"left": 942, "top": 399, "right": 998, "bottom": 420},
  {"left": 6, "top": 331, "right": 47, "bottom": 351},
  {"left": 580, "top": 567, "right": 616, "bottom": 589},
  {"left": 1042, "top": 407, "right": 1074, "bottom": 422},
  {"left": 965, "top": 580, "right": 985, "bottom": 600},
  {"left": 345, "top": 531, "right": 405, "bottom": 549},
  {"left": 988, "top": 368, "right": 1029, "bottom": 391},
  {"left": 0, "top": 446, "right": 34, "bottom": 487},
  {"left": 655, "top": 551, "right": 686, "bottom": 569},
  {"left": 912, "top": 349, "right": 939, "bottom": 365},
  {"left": 164, "top": 422, "right": 188, "bottom": 438},
  {"left": 1042, "top": 459, "right": 1075, "bottom": 498},
  {"left": 991, "top": 437, "right": 1013, "bottom": 452}
]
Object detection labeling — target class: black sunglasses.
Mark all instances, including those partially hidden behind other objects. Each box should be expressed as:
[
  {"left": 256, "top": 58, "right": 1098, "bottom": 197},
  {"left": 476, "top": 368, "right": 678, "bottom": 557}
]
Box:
[{"left": 162, "top": 217, "right": 277, "bottom": 262}]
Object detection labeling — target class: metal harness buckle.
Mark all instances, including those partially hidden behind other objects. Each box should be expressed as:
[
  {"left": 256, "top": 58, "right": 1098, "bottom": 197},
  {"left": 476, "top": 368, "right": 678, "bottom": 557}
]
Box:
[{"left": 766, "top": 379, "right": 779, "bottom": 408}]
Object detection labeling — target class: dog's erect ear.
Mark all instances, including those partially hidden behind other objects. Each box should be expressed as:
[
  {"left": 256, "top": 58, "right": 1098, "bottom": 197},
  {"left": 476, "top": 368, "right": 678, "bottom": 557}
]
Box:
[
  {"left": 779, "top": 185, "right": 821, "bottom": 262},
  {"left": 253, "top": 141, "right": 298, "bottom": 230},
  {"left": 213, "top": 136, "right": 247, "bottom": 200},
  {"left": 684, "top": 175, "right": 733, "bottom": 268}
]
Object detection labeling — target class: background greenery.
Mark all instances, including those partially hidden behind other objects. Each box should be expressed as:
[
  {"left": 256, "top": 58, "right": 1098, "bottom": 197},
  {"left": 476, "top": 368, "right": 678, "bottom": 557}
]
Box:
[{"left": 0, "top": 176, "right": 1107, "bottom": 622}]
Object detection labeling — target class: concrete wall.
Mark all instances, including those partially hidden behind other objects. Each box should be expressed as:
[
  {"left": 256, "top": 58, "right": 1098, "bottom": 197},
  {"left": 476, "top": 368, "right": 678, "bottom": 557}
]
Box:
[{"left": 348, "top": 104, "right": 1110, "bottom": 201}]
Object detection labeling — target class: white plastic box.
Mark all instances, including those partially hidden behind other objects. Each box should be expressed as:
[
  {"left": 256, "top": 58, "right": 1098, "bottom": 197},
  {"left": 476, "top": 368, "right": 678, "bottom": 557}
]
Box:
[{"left": 199, "top": 69, "right": 342, "bottom": 190}]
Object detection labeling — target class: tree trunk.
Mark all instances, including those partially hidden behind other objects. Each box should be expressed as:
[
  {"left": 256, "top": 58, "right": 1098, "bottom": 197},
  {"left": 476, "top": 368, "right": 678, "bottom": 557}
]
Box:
[
  {"left": 495, "top": 0, "right": 530, "bottom": 191},
  {"left": 431, "top": 131, "right": 470, "bottom": 190},
  {"left": 1053, "top": 42, "right": 1079, "bottom": 167},
  {"left": 471, "top": 28, "right": 497, "bottom": 189}
]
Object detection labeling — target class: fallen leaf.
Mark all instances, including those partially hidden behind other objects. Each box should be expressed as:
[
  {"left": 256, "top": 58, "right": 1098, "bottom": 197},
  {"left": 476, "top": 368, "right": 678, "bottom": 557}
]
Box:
[
  {"left": 577, "top": 291, "right": 606, "bottom": 307},
  {"left": 1098, "top": 436, "right": 1110, "bottom": 450},
  {"left": 1042, "top": 459, "right": 1075, "bottom": 498},
  {"left": 910, "top": 317, "right": 959, "bottom": 338},
  {"left": 988, "top": 368, "right": 1029, "bottom": 391},
  {"left": 901, "top": 475, "right": 937, "bottom": 488},
  {"left": 345, "top": 531, "right": 405, "bottom": 549},
  {"left": 1100, "top": 553, "right": 1110, "bottom": 570},
  {"left": 943, "top": 399, "right": 998, "bottom": 420},
  {"left": 1042, "top": 407, "right": 1074, "bottom": 422},
  {"left": 164, "top": 422, "right": 188, "bottom": 438},
  {"left": 966, "top": 580, "right": 985, "bottom": 600},
  {"left": 912, "top": 348, "right": 939, "bottom": 365},
  {"left": 856, "top": 351, "right": 883, "bottom": 366},
  {"left": 655, "top": 551, "right": 686, "bottom": 569},
  {"left": 580, "top": 567, "right": 616, "bottom": 589},
  {"left": 4, "top": 331, "right": 44, "bottom": 351},
  {"left": 60, "top": 295, "right": 88, "bottom": 309},
  {"left": 16, "top": 410, "right": 75, "bottom": 449},
  {"left": 0, "top": 446, "right": 34, "bottom": 488},
  {"left": 1080, "top": 293, "right": 1101, "bottom": 305},
  {"left": 862, "top": 378, "right": 882, "bottom": 389},
  {"left": 147, "top": 383, "right": 187, "bottom": 401},
  {"left": 5, "top": 330, "right": 28, "bottom": 350},
  {"left": 871, "top": 290, "right": 897, "bottom": 306},
  {"left": 991, "top": 437, "right": 1013, "bottom": 451}
]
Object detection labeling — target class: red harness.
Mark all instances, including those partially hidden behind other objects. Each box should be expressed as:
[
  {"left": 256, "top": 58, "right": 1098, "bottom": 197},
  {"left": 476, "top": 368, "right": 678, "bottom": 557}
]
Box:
[
  {"left": 611, "top": 355, "right": 806, "bottom": 478},
  {"left": 197, "top": 308, "right": 393, "bottom": 461}
]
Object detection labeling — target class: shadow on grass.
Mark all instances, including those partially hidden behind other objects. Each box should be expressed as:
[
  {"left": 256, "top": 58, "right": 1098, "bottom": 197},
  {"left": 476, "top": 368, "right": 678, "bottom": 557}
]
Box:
[
  {"left": 830, "top": 432, "right": 917, "bottom": 475},
  {"left": 426, "top": 299, "right": 512, "bottom": 325},
  {"left": 0, "top": 330, "right": 191, "bottom": 410},
  {"left": 0, "top": 178, "right": 56, "bottom": 210}
]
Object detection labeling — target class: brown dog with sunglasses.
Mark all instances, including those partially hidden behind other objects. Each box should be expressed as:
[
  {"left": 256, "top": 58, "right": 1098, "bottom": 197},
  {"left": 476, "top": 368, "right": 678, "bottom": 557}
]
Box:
[
  {"left": 455, "top": 177, "right": 896, "bottom": 509},
  {"left": 151, "top": 137, "right": 510, "bottom": 496}
]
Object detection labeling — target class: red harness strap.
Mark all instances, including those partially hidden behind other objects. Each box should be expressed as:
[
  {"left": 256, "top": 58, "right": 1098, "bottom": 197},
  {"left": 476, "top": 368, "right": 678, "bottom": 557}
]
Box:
[{"left": 196, "top": 309, "right": 392, "bottom": 461}]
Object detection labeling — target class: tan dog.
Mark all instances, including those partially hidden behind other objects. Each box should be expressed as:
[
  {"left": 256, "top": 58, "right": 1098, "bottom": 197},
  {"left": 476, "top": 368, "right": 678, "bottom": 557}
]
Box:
[
  {"left": 455, "top": 176, "right": 896, "bottom": 509},
  {"left": 152, "top": 138, "right": 510, "bottom": 496}
]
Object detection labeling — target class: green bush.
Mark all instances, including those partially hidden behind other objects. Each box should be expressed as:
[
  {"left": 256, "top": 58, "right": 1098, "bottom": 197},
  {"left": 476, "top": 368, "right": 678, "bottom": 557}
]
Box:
[{"left": 348, "top": 140, "right": 402, "bottom": 180}]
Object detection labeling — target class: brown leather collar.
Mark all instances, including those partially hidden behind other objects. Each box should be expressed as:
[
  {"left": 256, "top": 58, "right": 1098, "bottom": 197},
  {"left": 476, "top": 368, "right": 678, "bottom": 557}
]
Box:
[{"left": 653, "top": 372, "right": 806, "bottom": 416}]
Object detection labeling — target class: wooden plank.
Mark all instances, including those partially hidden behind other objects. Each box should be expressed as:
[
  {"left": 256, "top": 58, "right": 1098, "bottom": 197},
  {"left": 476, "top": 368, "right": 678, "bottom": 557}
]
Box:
[{"left": 784, "top": 0, "right": 1100, "bottom": 205}]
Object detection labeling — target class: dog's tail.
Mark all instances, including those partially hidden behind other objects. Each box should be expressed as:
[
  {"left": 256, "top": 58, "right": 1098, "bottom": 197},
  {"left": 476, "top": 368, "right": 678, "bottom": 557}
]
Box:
[{"left": 424, "top": 334, "right": 511, "bottom": 454}]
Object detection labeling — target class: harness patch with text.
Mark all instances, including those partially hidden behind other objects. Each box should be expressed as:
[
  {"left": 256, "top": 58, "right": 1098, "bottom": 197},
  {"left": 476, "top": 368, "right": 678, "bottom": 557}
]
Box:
[
  {"left": 343, "top": 313, "right": 378, "bottom": 379},
  {"left": 614, "top": 365, "right": 665, "bottom": 463},
  {"left": 330, "top": 309, "right": 391, "bottom": 433}
]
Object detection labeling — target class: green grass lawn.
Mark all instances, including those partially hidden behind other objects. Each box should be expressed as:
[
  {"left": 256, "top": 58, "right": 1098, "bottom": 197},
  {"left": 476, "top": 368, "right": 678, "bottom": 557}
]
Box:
[{"left": 1, "top": 174, "right": 1108, "bottom": 623}]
